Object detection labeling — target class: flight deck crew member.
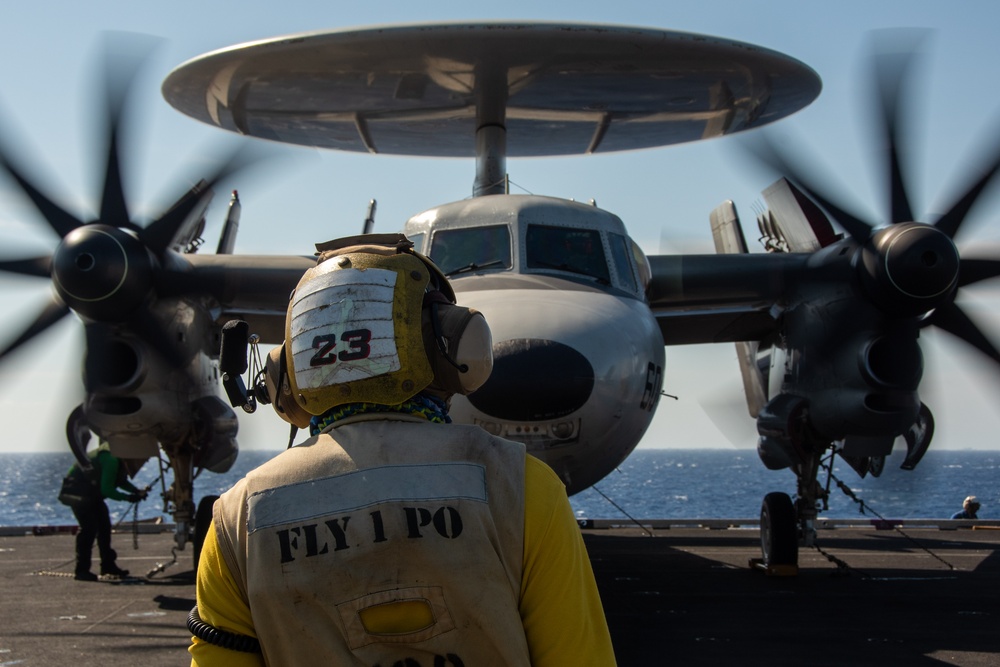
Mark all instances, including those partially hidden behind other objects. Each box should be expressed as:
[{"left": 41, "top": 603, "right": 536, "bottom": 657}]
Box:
[
  {"left": 951, "top": 495, "right": 981, "bottom": 519},
  {"left": 188, "top": 235, "right": 616, "bottom": 666},
  {"left": 58, "top": 441, "right": 147, "bottom": 581}
]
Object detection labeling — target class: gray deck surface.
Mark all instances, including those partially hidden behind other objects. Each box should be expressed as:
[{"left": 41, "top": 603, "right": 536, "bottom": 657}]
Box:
[{"left": 0, "top": 523, "right": 997, "bottom": 666}]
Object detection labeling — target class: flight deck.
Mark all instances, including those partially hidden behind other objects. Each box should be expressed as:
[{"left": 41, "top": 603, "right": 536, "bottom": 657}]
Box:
[{"left": 1, "top": 521, "right": 998, "bottom": 666}]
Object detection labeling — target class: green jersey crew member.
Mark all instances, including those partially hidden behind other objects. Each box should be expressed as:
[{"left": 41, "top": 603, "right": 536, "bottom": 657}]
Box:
[
  {"left": 58, "top": 441, "right": 147, "bottom": 581},
  {"left": 189, "top": 235, "right": 617, "bottom": 666}
]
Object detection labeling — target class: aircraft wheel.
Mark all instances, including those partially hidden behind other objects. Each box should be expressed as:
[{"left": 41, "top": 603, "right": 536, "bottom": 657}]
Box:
[
  {"left": 760, "top": 491, "right": 798, "bottom": 566},
  {"left": 193, "top": 494, "right": 219, "bottom": 570}
]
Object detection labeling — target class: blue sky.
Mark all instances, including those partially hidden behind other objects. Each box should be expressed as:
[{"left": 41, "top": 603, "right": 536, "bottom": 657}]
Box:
[{"left": 0, "top": 1, "right": 999, "bottom": 453}]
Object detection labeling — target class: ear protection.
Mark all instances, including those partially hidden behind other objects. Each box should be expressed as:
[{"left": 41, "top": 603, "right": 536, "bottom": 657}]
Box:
[
  {"left": 421, "top": 291, "right": 493, "bottom": 399},
  {"left": 264, "top": 345, "right": 314, "bottom": 429},
  {"left": 264, "top": 234, "right": 493, "bottom": 420}
]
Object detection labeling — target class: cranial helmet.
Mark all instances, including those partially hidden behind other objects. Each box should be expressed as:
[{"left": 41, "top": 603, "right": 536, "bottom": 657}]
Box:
[{"left": 265, "top": 234, "right": 492, "bottom": 426}]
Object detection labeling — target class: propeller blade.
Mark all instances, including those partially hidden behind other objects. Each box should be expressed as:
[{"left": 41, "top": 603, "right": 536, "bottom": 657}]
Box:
[
  {"left": 98, "top": 95, "right": 129, "bottom": 230},
  {"left": 0, "top": 150, "right": 83, "bottom": 238},
  {"left": 958, "top": 257, "right": 1000, "bottom": 288},
  {"left": 0, "top": 254, "right": 51, "bottom": 278},
  {"left": 0, "top": 296, "right": 70, "bottom": 361},
  {"left": 140, "top": 180, "right": 214, "bottom": 256},
  {"left": 140, "top": 142, "right": 275, "bottom": 256},
  {"left": 870, "top": 34, "right": 924, "bottom": 224},
  {"left": 929, "top": 300, "right": 1000, "bottom": 366},
  {"left": 96, "top": 34, "right": 159, "bottom": 230},
  {"left": 934, "top": 145, "right": 1000, "bottom": 240},
  {"left": 741, "top": 134, "right": 875, "bottom": 244}
]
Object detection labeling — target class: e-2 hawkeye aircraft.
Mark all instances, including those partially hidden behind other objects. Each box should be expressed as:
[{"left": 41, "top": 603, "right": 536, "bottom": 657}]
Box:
[{"left": 1, "top": 23, "right": 998, "bottom": 568}]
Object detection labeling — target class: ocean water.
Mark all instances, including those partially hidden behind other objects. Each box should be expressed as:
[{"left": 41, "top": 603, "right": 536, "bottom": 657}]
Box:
[{"left": 0, "top": 448, "right": 996, "bottom": 527}]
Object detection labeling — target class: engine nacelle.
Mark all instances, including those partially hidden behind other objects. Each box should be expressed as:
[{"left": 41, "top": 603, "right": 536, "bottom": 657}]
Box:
[{"left": 755, "top": 393, "right": 809, "bottom": 470}]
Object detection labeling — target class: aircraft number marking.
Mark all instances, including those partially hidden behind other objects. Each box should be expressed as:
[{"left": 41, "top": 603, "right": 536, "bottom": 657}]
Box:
[
  {"left": 309, "top": 329, "right": 373, "bottom": 366},
  {"left": 640, "top": 362, "right": 662, "bottom": 411}
]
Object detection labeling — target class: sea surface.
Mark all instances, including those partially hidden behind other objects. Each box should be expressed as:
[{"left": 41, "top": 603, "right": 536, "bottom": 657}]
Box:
[{"left": 0, "top": 448, "right": 996, "bottom": 527}]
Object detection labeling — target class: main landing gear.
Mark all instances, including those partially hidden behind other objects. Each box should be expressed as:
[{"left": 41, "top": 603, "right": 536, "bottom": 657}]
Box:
[
  {"left": 760, "top": 491, "right": 798, "bottom": 568},
  {"left": 754, "top": 448, "right": 829, "bottom": 576}
]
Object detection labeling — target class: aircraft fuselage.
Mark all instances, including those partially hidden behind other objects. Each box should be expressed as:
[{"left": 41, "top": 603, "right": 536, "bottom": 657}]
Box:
[{"left": 404, "top": 194, "right": 665, "bottom": 494}]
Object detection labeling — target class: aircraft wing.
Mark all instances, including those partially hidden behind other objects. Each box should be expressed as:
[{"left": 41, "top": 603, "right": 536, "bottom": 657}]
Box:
[
  {"left": 181, "top": 254, "right": 317, "bottom": 344},
  {"left": 646, "top": 253, "right": 808, "bottom": 345}
]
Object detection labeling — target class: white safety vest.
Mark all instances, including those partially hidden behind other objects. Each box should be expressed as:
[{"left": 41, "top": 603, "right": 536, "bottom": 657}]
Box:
[{"left": 213, "top": 416, "right": 530, "bottom": 666}]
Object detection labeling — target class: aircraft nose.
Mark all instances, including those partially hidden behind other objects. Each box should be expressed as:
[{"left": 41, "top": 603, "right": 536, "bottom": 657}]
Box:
[{"left": 467, "top": 338, "right": 595, "bottom": 420}]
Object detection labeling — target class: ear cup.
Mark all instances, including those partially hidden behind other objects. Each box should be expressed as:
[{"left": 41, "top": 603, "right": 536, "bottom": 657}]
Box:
[
  {"left": 423, "top": 302, "right": 494, "bottom": 397},
  {"left": 449, "top": 310, "right": 493, "bottom": 392},
  {"left": 265, "top": 345, "right": 313, "bottom": 428}
]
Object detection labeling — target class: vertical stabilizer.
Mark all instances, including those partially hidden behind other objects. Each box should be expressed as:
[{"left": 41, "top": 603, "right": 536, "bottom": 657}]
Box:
[
  {"left": 760, "top": 177, "right": 838, "bottom": 252},
  {"left": 710, "top": 200, "right": 767, "bottom": 418}
]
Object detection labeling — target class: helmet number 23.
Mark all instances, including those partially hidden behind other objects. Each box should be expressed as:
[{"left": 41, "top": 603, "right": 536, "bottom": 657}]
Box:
[{"left": 310, "top": 330, "right": 372, "bottom": 366}]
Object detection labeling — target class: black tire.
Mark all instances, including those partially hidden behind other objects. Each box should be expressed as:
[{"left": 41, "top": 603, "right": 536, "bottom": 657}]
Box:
[
  {"left": 193, "top": 494, "right": 219, "bottom": 570},
  {"left": 760, "top": 491, "right": 798, "bottom": 566}
]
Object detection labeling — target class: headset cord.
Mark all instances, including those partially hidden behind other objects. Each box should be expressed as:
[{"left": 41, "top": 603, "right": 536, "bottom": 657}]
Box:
[{"left": 188, "top": 606, "right": 262, "bottom": 653}]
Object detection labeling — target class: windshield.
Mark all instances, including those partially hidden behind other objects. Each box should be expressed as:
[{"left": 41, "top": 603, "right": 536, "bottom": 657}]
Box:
[
  {"left": 608, "top": 232, "right": 637, "bottom": 293},
  {"left": 429, "top": 225, "right": 512, "bottom": 276},
  {"left": 525, "top": 225, "right": 610, "bottom": 284}
]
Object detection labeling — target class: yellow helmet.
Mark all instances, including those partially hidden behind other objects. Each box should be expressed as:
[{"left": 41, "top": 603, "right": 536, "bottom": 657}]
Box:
[{"left": 279, "top": 234, "right": 492, "bottom": 417}]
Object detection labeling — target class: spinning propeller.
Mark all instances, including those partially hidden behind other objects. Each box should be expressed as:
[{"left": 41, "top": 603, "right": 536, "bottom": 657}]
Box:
[
  {"left": 753, "top": 35, "right": 1000, "bottom": 368},
  {"left": 743, "top": 35, "right": 1000, "bottom": 464},
  {"left": 709, "top": 34, "right": 1000, "bottom": 566},
  {"left": 0, "top": 36, "right": 257, "bottom": 460}
]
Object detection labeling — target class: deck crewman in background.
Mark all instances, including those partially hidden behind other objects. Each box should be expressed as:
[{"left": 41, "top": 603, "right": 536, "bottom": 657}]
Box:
[
  {"left": 952, "top": 496, "right": 981, "bottom": 519},
  {"left": 188, "top": 234, "right": 616, "bottom": 666},
  {"left": 57, "top": 439, "right": 148, "bottom": 581}
]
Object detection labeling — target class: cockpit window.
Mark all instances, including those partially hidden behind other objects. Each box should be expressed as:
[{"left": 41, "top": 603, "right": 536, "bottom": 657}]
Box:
[
  {"left": 630, "top": 239, "right": 652, "bottom": 294},
  {"left": 526, "top": 225, "right": 610, "bottom": 284},
  {"left": 608, "top": 232, "right": 638, "bottom": 293},
  {"left": 429, "top": 225, "right": 512, "bottom": 277}
]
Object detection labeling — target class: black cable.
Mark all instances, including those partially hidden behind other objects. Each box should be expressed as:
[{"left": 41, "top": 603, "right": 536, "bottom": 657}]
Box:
[
  {"left": 187, "top": 606, "right": 262, "bottom": 653},
  {"left": 592, "top": 483, "right": 653, "bottom": 537}
]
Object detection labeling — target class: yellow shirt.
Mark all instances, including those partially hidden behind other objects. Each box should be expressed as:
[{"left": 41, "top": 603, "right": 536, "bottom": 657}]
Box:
[{"left": 190, "top": 454, "right": 616, "bottom": 666}]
